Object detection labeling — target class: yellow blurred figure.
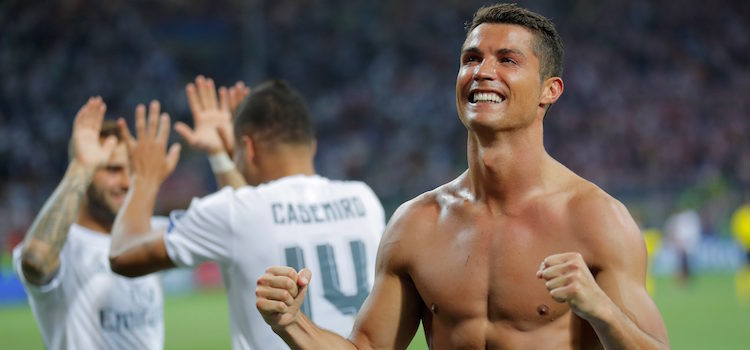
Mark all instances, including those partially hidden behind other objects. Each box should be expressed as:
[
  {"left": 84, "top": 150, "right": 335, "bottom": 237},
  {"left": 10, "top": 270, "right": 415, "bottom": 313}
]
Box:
[
  {"left": 736, "top": 268, "right": 750, "bottom": 305},
  {"left": 731, "top": 204, "right": 750, "bottom": 304},
  {"left": 642, "top": 228, "right": 662, "bottom": 295},
  {"left": 730, "top": 204, "right": 750, "bottom": 250}
]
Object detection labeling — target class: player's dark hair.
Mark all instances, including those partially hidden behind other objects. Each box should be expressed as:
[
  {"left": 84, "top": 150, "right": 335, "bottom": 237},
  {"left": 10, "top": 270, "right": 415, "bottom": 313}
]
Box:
[
  {"left": 234, "top": 79, "right": 315, "bottom": 146},
  {"left": 466, "top": 3, "right": 564, "bottom": 80},
  {"left": 68, "top": 119, "right": 122, "bottom": 162}
]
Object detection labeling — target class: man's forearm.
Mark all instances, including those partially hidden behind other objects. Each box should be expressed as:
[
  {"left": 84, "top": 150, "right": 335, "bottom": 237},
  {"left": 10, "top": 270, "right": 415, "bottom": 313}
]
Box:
[
  {"left": 589, "top": 300, "right": 670, "bottom": 350},
  {"left": 20, "top": 161, "right": 93, "bottom": 285},
  {"left": 274, "top": 313, "right": 358, "bottom": 350},
  {"left": 208, "top": 152, "right": 246, "bottom": 189},
  {"left": 216, "top": 170, "right": 247, "bottom": 189},
  {"left": 110, "top": 176, "right": 159, "bottom": 257}
]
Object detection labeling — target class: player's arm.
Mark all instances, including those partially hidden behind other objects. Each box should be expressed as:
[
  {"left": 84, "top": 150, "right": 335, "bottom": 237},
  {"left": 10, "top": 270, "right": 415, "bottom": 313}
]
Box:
[
  {"left": 109, "top": 101, "right": 181, "bottom": 277},
  {"left": 174, "top": 75, "right": 248, "bottom": 189},
  {"left": 19, "top": 97, "right": 117, "bottom": 286},
  {"left": 257, "top": 202, "right": 424, "bottom": 349},
  {"left": 538, "top": 194, "right": 670, "bottom": 349}
]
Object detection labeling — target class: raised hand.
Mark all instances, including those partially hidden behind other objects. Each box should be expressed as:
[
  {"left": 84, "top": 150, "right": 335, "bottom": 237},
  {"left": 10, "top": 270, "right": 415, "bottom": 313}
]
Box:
[
  {"left": 227, "top": 81, "right": 251, "bottom": 115},
  {"left": 119, "top": 100, "right": 181, "bottom": 184},
  {"left": 256, "top": 266, "right": 312, "bottom": 330},
  {"left": 217, "top": 81, "right": 251, "bottom": 154},
  {"left": 537, "top": 252, "right": 610, "bottom": 321},
  {"left": 71, "top": 96, "right": 118, "bottom": 168},
  {"left": 176, "top": 75, "right": 241, "bottom": 155}
]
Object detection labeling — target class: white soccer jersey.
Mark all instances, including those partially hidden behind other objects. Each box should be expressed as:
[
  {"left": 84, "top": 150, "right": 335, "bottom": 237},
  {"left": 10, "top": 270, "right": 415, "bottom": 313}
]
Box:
[
  {"left": 13, "top": 220, "right": 166, "bottom": 350},
  {"left": 164, "top": 174, "right": 385, "bottom": 350}
]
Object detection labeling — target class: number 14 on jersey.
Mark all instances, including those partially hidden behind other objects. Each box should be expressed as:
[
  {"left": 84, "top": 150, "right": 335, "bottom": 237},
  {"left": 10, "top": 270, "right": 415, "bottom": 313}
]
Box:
[{"left": 284, "top": 239, "right": 369, "bottom": 317}]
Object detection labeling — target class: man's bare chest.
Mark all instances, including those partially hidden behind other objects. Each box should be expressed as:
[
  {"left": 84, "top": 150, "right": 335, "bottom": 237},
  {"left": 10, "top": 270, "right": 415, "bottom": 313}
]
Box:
[{"left": 410, "top": 214, "right": 590, "bottom": 330}]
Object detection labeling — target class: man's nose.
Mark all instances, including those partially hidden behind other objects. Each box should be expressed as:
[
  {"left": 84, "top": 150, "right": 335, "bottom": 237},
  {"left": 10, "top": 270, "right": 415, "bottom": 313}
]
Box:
[
  {"left": 474, "top": 58, "right": 496, "bottom": 81},
  {"left": 120, "top": 170, "right": 131, "bottom": 189}
]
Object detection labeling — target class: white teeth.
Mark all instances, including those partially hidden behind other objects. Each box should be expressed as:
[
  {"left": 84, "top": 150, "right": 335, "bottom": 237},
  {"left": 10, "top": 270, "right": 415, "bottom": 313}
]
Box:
[{"left": 472, "top": 92, "right": 504, "bottom": 103}]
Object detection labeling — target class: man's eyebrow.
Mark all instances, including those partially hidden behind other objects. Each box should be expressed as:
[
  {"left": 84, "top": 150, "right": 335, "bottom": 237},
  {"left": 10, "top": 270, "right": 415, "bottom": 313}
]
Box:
[
  {"left": 461, "top": 46, "right": 527, "bottom": 59},
  {"left": 461, "top": 46, "right": 481, "bottom": 55},
  {"left": 105, "top": 163, "right": 127, "bottom": 169},
  {"left": 495, "top": 48, "right": 526, "bottom": 59}
]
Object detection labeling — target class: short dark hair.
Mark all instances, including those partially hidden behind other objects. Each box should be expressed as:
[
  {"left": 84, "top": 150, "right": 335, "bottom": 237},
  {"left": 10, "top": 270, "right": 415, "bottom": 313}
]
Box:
[
  {"left": 68, "top": 119, "right": 123, "bottom": 162},
  {"left": 234, "top": 80, "right": 315, "bottom": 146},
  {"left": 466, "top": 3, "right": 564, "bottom": 80}
]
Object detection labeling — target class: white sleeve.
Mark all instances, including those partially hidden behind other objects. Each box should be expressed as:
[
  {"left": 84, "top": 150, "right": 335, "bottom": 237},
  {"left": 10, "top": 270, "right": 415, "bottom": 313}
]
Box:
[
  {"left": 150, "top": 216, "right": 170, "bottom": 230},
  {"left": 12, "top": 244, "right": 65, "bottom": 299},
  {"left": 360, "top": 183, "right": 386, "bottom": 236},
  {"left": 163, "top": 187, "right": 235, "bottom": 267}
]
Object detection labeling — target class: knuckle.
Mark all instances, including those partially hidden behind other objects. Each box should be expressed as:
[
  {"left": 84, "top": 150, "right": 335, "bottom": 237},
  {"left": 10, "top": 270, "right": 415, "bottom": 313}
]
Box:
[{"left": 276, "top": 301, "right": 287, "bottom": 312}]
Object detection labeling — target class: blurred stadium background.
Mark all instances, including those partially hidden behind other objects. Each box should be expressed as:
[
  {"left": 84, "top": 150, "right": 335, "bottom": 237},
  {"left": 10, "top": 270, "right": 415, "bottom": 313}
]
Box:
[{"left": 0, "top": 0, "right": 748, "bottom": 348}]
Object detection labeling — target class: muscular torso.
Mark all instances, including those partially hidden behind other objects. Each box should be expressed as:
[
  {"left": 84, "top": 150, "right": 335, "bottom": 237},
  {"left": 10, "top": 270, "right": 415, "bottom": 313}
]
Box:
[{"left": 405, "top": 178, "right": 604, "bottom": 349}]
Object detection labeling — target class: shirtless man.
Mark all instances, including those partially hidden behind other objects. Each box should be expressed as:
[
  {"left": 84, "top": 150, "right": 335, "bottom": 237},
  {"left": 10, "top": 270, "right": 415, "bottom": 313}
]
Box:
[{"left": 256, "top": 3, "right": 670, "bottom": 349}]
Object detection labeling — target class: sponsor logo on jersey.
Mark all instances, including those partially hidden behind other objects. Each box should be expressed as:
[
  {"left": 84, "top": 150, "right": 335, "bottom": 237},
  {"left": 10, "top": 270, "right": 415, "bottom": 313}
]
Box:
[{"left": 100, "top": 307, "right": 162, "bottom": 332}]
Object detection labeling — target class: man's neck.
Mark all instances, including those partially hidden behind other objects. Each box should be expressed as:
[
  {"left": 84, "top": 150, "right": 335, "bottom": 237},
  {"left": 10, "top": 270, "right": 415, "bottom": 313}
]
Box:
[
  {"left": 257, "top": 145, "right": 317, "bottom": 183},
  {"left": 465, "top": 121, "right": 551, "bottom": 212},
  {"left": 261, "top": 161, "right": 316, "bottom": 183},
  {"left": 76, "top": 206, "right": 113, "bottom": 234}
]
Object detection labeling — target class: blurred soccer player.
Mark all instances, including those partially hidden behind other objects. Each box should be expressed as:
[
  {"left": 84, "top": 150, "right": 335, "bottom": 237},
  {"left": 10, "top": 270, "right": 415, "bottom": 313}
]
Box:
[
  {"left": 13, "top": 97, "right": 166, "bottom": 349},
  {"left": 108, "top": 80, "right": 386, "bottom": 349},
  {"left": 664, "top": 208, "right": 702, "bottom": 285},
  {"left": 730, "top": 201, "right": 750, "bottom": 303},
  {"left": 256, "top": 4, "right": 670, "bottom": 349}
]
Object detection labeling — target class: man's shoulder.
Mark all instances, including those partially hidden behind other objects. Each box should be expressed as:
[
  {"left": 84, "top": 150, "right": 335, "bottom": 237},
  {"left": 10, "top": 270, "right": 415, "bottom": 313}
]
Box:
[
  {"left": 567, "top": 180, "right": 630, "bottom": 225},
  {"left": 394, "top": 193, "right": 440, "bottom": 222},
  {"left": 387, "top": 179, "right": 463, "bottom": 233},
  {"left": 564, "top": 179, "right": 643, "bottom": 253}
]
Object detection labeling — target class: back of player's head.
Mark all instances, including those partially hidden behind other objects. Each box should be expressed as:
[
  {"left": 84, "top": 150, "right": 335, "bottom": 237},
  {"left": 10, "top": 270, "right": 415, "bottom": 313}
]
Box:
[
  {"left": 68, "top": 119, "right": 123, "bottom": 162},
  {"left": 466, "top": 3, "right": 564, "bottom": 80},
  {"left": 234, "top": 80, "right": 315, "bottom": 147}
]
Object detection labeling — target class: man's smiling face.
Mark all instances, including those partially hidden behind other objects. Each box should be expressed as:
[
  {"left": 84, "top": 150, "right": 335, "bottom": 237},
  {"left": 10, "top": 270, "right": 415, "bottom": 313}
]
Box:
[{"left": 456, "top": 23, "right": 547, "bottom": 133}]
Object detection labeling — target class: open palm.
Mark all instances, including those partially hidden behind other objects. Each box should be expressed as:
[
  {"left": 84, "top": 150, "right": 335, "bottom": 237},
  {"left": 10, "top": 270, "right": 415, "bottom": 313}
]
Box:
[
  {"left": 72, "top": 97, "right": 117, "bottom": 167},
  {"left": 176, "top": 75, "right": 233, "bottom": 154}
]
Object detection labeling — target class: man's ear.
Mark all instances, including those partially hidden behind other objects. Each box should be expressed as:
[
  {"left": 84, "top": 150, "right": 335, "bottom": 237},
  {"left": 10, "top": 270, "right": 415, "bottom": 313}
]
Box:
[
  {"left": 540, "top": 77, "right": 564, "bottom": 107},
  {"left": 241, "top": 135, "right": 255, "bottom": 164}
]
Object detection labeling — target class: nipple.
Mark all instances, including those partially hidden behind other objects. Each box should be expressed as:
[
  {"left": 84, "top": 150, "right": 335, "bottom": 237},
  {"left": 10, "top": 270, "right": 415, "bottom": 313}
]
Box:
[
  {"left": 537, "top": 304, "right": 549, "bottom": 316},
  {"left": 430, "top": 303, "right": 439, "bottom": 314}
]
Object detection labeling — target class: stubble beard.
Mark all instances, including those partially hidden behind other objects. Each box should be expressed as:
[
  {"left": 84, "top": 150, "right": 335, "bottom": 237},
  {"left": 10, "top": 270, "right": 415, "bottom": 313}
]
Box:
[{"left": 85, "top": 184, "right": 119, "bottom": 226}]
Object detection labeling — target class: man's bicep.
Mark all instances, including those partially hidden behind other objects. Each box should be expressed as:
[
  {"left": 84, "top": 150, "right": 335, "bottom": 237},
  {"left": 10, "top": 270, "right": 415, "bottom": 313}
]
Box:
[
  {"left": 350, "top": 270, "right": 421, "bottom": 349},
  {"left": 349, "top": 206, "right": 423, "bottom": 350},
  {"left": 596, "top": 236, "right": 669, "bottom": 343},
  {"left": 163, "top": 188, "right": 236, "bottom": 266}
]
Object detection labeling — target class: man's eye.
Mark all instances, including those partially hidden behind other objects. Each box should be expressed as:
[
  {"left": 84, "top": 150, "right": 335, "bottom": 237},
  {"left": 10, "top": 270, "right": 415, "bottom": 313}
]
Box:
[
  {"left": 501, "top": 57, "right": 516, "bottom": 64},
  {"left": 464, "top": 56, "right": 479, "bottom": 63}
]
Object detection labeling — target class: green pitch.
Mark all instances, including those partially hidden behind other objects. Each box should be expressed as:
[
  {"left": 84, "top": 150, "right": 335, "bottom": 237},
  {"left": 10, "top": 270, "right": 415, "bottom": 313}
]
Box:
[{"left": 1, "top": 273, "right": 748, "bottom": 349}]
